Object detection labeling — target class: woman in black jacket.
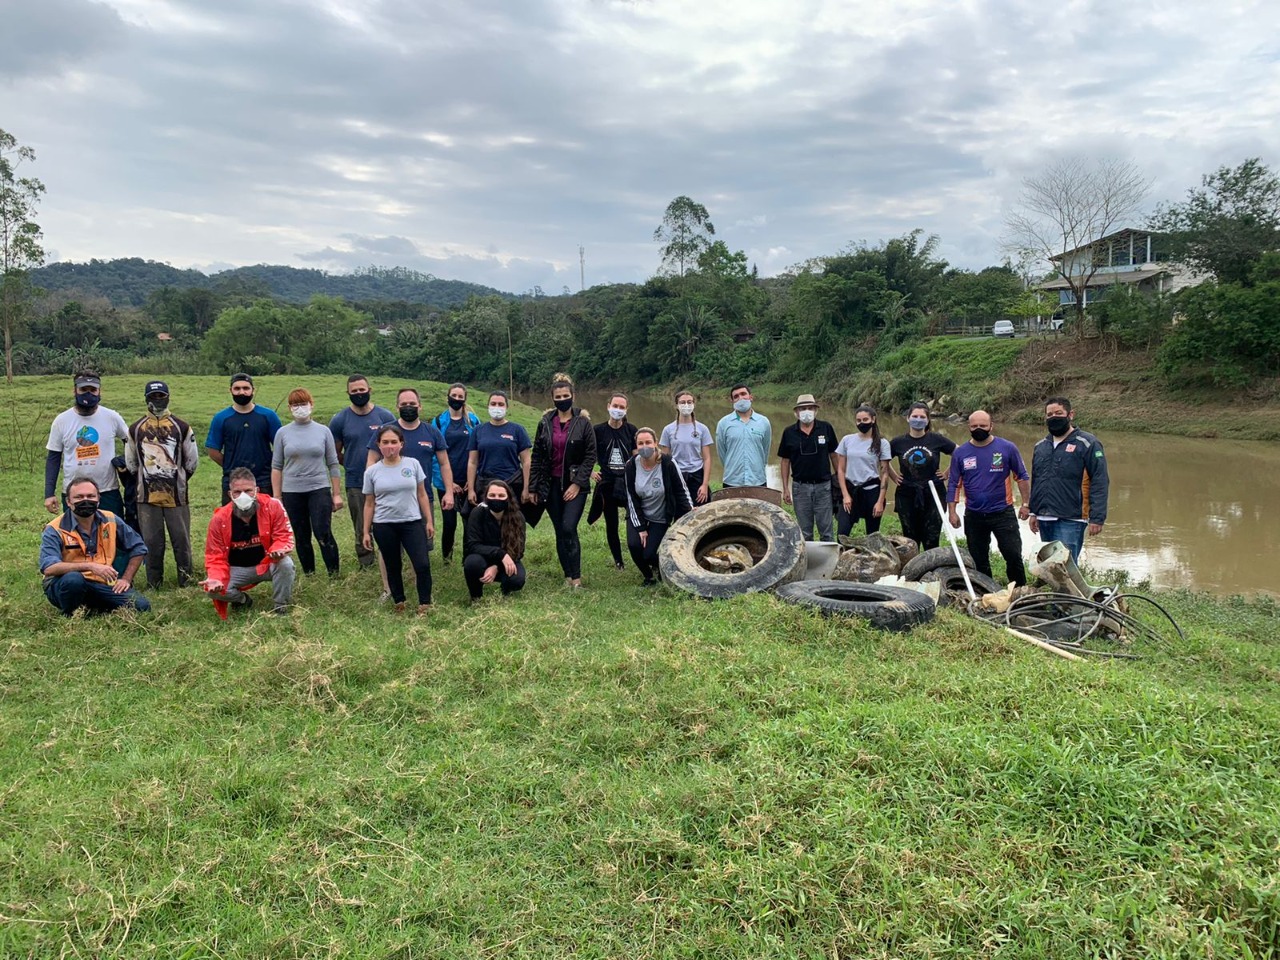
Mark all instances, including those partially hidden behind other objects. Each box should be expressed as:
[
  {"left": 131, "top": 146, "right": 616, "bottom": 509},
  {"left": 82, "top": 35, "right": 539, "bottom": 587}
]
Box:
[
  {"left": 462, "top": 479, "right": 526, "bottom": 599},
  {"left": 624, "top": 427, "right": 694, "bottom": 587},
  {"left": 529, "top": 373, "right": 597, "bottom": 589},
  {"left": 589, "top": 392, "right": 638, "bottom": 571}
]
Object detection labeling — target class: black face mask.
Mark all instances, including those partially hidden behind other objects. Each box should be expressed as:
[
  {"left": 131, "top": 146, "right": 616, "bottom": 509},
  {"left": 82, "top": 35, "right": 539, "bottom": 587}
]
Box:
[
  {"left": 232, "top": 393, "right": 253, "bottom": 407},
  {"left": 349, "top": 392, "right": 370, "bottom": 407},
  {"left": 969, "top": 428, "right": 991, "bottom": 443},
  {"left": 74, "top": 393, "right": 100, "bottom": 411},
  {"left": 1046, "top": 416, "right": 1071, "bottom": 437},
  {"left": 72, "top": 500, "right": 100, "bottom": 518},
  {"left": 856, "top": 422, "right": 873, "bottom": 434},
  {"left": 399, "top": 405, "right": 420, "bottom": 422},
  {"left": 554, "top": 397, "right": 573, "bottom": 413},
  {"left": 448, "top": 396, "right": 465, "bottom": 411},
  {"left": 486, "top": 497, "right": 507, "bottom": 514}
]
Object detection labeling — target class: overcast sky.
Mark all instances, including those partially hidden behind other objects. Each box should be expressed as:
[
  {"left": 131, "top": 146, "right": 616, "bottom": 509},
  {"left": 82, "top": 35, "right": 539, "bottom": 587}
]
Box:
[{"left": 3, "top": 0, "right": 1279, "bottom": 293}]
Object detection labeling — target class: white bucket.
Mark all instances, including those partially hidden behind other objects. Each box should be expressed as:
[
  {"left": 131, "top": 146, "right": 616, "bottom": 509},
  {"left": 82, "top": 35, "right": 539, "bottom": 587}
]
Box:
[{"left": 802, "top": 541, "right": 842, "bottom": 580}]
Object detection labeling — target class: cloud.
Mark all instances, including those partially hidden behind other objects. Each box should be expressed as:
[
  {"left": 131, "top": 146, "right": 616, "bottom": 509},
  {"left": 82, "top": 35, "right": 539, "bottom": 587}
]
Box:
[{"left": 3, "top": 0, "right": 1280, "bottom": 291}]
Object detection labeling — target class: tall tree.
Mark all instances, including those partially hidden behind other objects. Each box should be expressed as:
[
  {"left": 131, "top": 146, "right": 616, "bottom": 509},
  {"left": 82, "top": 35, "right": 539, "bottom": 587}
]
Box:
[
  {"left": 654, "top": 196, "right": 715, "bottom": 277},
  {"left": 1005, "top": 157, "right": 1149, "bottom": 330},
  {"left": 0, "top": 128, "right": 46, "bottom": 383},
  {"left": 1150, "top": 158, "right": 1280, "bottom": 285}
]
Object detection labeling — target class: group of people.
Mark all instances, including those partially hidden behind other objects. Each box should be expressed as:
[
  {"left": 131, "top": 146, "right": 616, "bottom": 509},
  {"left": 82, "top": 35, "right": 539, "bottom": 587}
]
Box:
[{"left": 38, "top": 370, "right": 1110, "bottom": 618}]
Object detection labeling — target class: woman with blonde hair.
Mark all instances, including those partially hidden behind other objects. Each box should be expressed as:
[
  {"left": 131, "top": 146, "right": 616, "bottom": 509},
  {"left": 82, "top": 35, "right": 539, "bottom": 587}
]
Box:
[
  {"left": 271, "top": 387, "right": 342, "bottom": 576},
  {"left": 529, "top": 372, "right": 597, "bottom": 588}
]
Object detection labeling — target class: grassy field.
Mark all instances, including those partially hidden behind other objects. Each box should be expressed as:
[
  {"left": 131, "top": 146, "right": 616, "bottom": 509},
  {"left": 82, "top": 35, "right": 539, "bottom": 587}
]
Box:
[{"left": 1, "top": 376, "right": 1278, "bottom": 958}]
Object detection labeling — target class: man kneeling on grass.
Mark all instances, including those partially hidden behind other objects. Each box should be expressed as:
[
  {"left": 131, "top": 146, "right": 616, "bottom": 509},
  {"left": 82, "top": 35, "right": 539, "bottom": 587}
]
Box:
[
  {"left": 40, "top": 475, "right": 151, "bottom": 616},
  {"left": 201, "top": 467, "right": 296, "bottom": 617}
]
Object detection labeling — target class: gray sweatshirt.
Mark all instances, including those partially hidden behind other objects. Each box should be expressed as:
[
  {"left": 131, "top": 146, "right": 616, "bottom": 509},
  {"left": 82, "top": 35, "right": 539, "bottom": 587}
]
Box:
[{"left": 272, "top": 419, "right": 340, "bottom": 493}]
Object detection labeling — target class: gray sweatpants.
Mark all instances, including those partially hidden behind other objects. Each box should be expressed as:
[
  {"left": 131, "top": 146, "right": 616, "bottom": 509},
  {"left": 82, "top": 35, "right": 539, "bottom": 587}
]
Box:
[
  {"left": 210, "top": 557, "right": 296, "bottom": 610},
  {"left": 345, "top": 487, "right": 376, "bottom": 567},
  {"left": 792, "top": 480, "right": 835, "bottom": 542},
  {"left": 137, "top": 503, "right": 194, "bottom": 587}
]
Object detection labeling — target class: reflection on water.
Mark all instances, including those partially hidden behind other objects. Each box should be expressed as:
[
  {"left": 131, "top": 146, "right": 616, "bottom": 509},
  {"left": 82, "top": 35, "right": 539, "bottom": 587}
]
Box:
[{"left": 566, "top": 389, "right": 1280, "bottom": 597}]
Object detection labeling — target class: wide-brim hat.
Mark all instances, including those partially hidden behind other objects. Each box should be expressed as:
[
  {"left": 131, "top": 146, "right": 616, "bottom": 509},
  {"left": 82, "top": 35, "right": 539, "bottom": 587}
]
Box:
[{"left": 793, "top": 393, "right": 818, "bottom": 409}]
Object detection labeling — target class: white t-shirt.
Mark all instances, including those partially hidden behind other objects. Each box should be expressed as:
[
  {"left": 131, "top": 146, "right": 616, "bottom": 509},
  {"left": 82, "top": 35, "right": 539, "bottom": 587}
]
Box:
[
  {"left": 836, "top": 433, "right": 891, "bottom": 486},
  {"left": 47, "top": 406, "right": 130, "bottom": 493},
  {"left": 660, "top": 420, "right": 714, "bottom": 474}
]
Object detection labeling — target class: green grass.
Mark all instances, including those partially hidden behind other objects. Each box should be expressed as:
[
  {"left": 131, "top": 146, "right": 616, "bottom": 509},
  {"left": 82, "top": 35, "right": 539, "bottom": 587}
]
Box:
[{"left": 2, "top": 376, "right": 1279, "bottom": 958}]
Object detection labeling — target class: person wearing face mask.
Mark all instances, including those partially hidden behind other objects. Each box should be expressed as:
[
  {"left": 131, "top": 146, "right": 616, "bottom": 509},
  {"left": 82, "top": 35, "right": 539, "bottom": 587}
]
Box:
[
  {"left": 205, "top": 373, "right": 282, "bottom": 505},
  {"left": 44, "top": 371, "right": 130, "bottom": 517},
  {"left": 588, "top": 393, "right": 638, "bottom": 571},
  {"left": 362, "top": 425, "right": 435, "bottom": 614},
  {"left": 624, "top": 427, "right": 694, "bottom": 587},
  {"left": 836, "top": 405, "right": 891, "bottom": 537},
  {"left": 328, "top": 375, "right": 394, "bottom": 570},
  {"left": 888, "top": 402, "right": 957, "bottom": 551},
  {"left": 462, "top": 480, "right": 527, "bottom": 600},
  {"left": 40, "top": 476, "right": 151, "bottom": 616},
  {"left": 946, "top": 410, "right": 1031, "bottom": 586},
  {"left": 201, "top": 467, "right": 297, "bottom": 617},
  {"left": 660, "top": 390, "right": 713, "bottom": 505},
  {"left": 124, "top": 381, "right": 199, "bottom": 589},
  {"left": 778, "top": 394, "right": 840, "bottom": 542},
  {"left": 271, "top": 388, "right": 342, "bottom": 577},
  {"left": 430, "top": 383, "right": 481, "bottom": 563},
  {"left": 466, "top": 390, "right": 533, "bottom": 509},
  {"left": 529, "top": 373, "right": 597, "bottom": 589},
  {"left": 715, "top": 384, "right": 772, "bottom": 488},
  {"left": 1028, "top": 396, "right": 1110, "bottom": 564}
]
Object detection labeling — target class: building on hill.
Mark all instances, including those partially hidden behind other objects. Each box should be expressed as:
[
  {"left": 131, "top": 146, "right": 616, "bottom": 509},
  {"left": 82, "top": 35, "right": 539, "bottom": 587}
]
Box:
[{"left": 1037, "top": 227, "right": 1202, "bottom": 317}]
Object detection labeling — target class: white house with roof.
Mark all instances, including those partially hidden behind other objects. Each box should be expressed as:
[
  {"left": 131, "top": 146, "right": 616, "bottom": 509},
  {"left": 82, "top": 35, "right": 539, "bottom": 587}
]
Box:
[{"left": 1038, "top": 227, "right": 1201, "bottom": 312}]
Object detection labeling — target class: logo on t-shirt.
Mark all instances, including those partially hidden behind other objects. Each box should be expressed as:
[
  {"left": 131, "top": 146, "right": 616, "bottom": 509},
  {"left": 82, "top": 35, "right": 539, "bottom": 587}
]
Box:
[
  {"left": 501, "top": 433, "right": 514, "bottom": 441},
  {"left": 991, "top": 452, "right": 1003, "bottom": 467},
  {"left": 1066, "top": 444, "right": 1077, "bottom": 453},
  {"left": 401, "top": 467, "right": 414, "bottom": 478},
  {"left": 963, "top": 456, "right": 977, "bottom": 470},
  {"left": 818, "top": 435, "right": 827, "bottom": 445},
  {"left": 74, "top": 425, "right": 102, "bottom": 460}
]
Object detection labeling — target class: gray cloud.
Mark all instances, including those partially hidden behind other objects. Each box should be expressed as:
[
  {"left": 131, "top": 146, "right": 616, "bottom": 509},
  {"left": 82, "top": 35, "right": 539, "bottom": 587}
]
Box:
[
  {"left": 3, "top": 0, "right": 1279, "bottom": 290},
  {"left": 0, "top": 0, "right": 126, "bottom": 79}
]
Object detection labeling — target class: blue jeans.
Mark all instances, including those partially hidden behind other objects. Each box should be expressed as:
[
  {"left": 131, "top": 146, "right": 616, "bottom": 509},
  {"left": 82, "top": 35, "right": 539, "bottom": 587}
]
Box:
[
  {"left": 1037, "top": 519, "right": 1087, "bottom": 564},
  {"left": 45, "top": 572, "right": 152, "bottom": 616}
]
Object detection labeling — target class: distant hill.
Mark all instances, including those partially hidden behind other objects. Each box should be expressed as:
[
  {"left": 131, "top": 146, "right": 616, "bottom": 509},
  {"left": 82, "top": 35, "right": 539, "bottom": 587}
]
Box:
[{"left": 30, "top": 258, "right": 515, "bottom": 308}]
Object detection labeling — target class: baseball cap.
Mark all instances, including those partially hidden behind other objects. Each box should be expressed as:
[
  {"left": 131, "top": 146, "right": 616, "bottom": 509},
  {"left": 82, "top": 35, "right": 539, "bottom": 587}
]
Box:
[
  {"left": 144, "top": 380, "right": 170, "bottom": 397},
  {"left": 230, "top": 373, "right": 254, "bottom": 386}
]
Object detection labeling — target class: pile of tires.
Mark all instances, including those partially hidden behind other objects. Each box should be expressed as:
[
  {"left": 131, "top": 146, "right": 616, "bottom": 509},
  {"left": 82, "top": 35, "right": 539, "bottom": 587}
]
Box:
[
  {"left": 658, "top": 499, "right": 807, "bottom": 599},
  {"left": 774, "top": 581, "right": 937, "bottom": 631},
  {"left": 898, "top": 546, "right": 998, "bottom": 606}
]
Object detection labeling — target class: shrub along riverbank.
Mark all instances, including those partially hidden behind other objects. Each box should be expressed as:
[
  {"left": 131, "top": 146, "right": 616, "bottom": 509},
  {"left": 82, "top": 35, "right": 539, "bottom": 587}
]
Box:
[{"left": 1, "top": 376, "right": 1278, "bottom": 957}]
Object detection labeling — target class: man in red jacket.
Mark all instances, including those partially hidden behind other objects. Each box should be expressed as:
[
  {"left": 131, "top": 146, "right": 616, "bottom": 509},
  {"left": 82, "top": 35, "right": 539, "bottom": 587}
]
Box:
[{"left": 200, "top": 467, "right": 296, "bottom": 617}]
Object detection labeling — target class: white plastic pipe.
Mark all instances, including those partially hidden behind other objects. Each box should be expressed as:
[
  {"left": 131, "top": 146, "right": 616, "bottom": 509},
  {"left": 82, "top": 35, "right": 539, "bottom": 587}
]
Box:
[{"left": 928, "top": 480, "right": 978, "bottom": 600}]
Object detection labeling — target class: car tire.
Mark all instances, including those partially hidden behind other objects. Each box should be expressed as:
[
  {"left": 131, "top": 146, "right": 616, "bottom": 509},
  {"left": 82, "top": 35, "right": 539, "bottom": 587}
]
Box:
[
  {"left": 659, "top": 498, "right": 807, "bottom": 599},
  {"left": 917, "top": 566, "right": 1001, "bottom": 596},
  {"left": 900, "top": 546, "right": 975, "bottom": 582},
  {"left": 775, "top": 580, "right": 937, "bottom": 631}
]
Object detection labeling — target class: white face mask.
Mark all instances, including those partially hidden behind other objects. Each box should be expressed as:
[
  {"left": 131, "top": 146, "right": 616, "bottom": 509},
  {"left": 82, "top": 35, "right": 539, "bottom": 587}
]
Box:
[
  {"left": 677, "top": 403, "right": 694, "bottom": 416},
  {"left": 797, "top": 410, "right": 816, "bottom": 425},
  {"left": 608, "top": 407, "right": 627, "bottom": 422},
  {"left": 489, "top": 405, "right": 506, "bottom": 421},
  {"left": 290, "top": 404, "right": 312, "bottom": 421},
  {"left": 232, "top": 491, "right": 257, "bottom": 512}
]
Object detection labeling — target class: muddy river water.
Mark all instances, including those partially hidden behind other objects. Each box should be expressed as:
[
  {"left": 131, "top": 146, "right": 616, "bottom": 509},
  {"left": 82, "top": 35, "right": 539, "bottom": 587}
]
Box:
[{"left": 551, "top": 389, "right": 1280, "bottom": 597}]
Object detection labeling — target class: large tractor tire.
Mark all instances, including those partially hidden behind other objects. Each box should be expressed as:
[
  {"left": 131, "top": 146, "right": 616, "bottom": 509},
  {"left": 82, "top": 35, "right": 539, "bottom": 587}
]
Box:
[{"left": 659, "top": 498, "right": 807, "bottom": 599}]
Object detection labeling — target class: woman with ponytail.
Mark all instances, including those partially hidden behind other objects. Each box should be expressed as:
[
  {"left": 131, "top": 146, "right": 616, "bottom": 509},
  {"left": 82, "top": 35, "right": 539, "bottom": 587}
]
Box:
[
  {"left": 529, "top": 373, "right": 597, "bottom": 588},
  {"left": 835, "top": 404, "right": 891, "bottom": 537}
]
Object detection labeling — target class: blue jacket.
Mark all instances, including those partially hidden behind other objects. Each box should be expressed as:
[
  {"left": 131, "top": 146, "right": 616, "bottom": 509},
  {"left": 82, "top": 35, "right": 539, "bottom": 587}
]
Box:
[
  {"left": 1028, "top": 427, "right": 1110, "bottom": 525},
  {"left": 430, "top": 409, "right": 480, "bottom": 491}
]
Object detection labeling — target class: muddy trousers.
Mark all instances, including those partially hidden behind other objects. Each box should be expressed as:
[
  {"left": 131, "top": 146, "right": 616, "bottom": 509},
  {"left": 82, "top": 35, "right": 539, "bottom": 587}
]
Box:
[
  {"left": 627, "top": 521, "right": 669, "bottom": 581},
  {"left": 281, "top": 489, "right": 340, "bottom": 576},
  {"left": 136, "top": 503, "right": 194, "bottom": 588},
  {"left": 896, "top": 483, "right": 944, "bottom": 551},
  {"left": 963, "top": 506, "right": 1026, "bottom": 586}
]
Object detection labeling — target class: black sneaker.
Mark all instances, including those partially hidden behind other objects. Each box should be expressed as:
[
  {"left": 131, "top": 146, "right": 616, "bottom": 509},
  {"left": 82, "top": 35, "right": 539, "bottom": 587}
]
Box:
[
  {"left": 642, "top": 578, "right": 658, "bottom": 588},
  {"left": 237, "top": 595, "right": 254, "bottom": 611},
  {"left": 614, "top": 561, "right": 625, "bottom": 571}
]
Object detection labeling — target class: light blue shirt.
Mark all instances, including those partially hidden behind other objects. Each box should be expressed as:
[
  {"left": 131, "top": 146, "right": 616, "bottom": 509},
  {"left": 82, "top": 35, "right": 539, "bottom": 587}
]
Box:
[{"left": 715, "top": 411, "right": 772, "bottom": 486}]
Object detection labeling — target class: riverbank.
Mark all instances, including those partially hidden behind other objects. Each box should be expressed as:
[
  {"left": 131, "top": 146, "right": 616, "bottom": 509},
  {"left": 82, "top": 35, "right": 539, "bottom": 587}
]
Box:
[
  {"left": 649, "top": 338, "right": 1280, "bottom": 441},
  {"left": 3, "top": 377, "right": 1279, "bottom": 956}
]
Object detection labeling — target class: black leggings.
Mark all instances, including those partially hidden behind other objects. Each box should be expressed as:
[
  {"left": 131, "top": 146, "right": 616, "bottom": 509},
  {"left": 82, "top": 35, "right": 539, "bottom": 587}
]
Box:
[
  {"left": 682, "top": 469, "right": 705, "bottom": 505},
  {"left": 599, "top": 485, "right": 626, "bottom": 566},
  {"left": 627, "top": 520, "right": 669, "bottom": 580},
  {"left": 837, "top": 481, "right": 883, "bottom": 538},
  {"left": 281, "top": 489, "right": 340, "bottom": 575},
  {"left": 462, "top": 553, "right": 527, "bottom": 599},
  {"left": 439, "top": 496, "right": 470, "bottom": 559},
  {"left": 371, "top": 520, "right": 433, "bottom": 604},
  {"left": 547, "top": 483, "right": 587, "bottom": 579}
]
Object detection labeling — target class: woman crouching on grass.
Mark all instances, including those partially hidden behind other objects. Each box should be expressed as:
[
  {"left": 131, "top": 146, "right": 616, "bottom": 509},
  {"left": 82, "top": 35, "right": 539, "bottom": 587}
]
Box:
[
  {"left": 625, "top": 427, "right": 694, "bottom": 587},
  {"left": 462, "top": 479, "right": 527, "bottom": 601},
  {"left": 362, "top": 425, "right": 434, "bottom": 614}
]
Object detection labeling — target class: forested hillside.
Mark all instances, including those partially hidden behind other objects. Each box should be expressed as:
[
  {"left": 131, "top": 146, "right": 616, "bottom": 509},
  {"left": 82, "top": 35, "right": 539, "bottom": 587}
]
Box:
[{"left": 30, "top": 259, "right": 512, "bottom": 308}]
